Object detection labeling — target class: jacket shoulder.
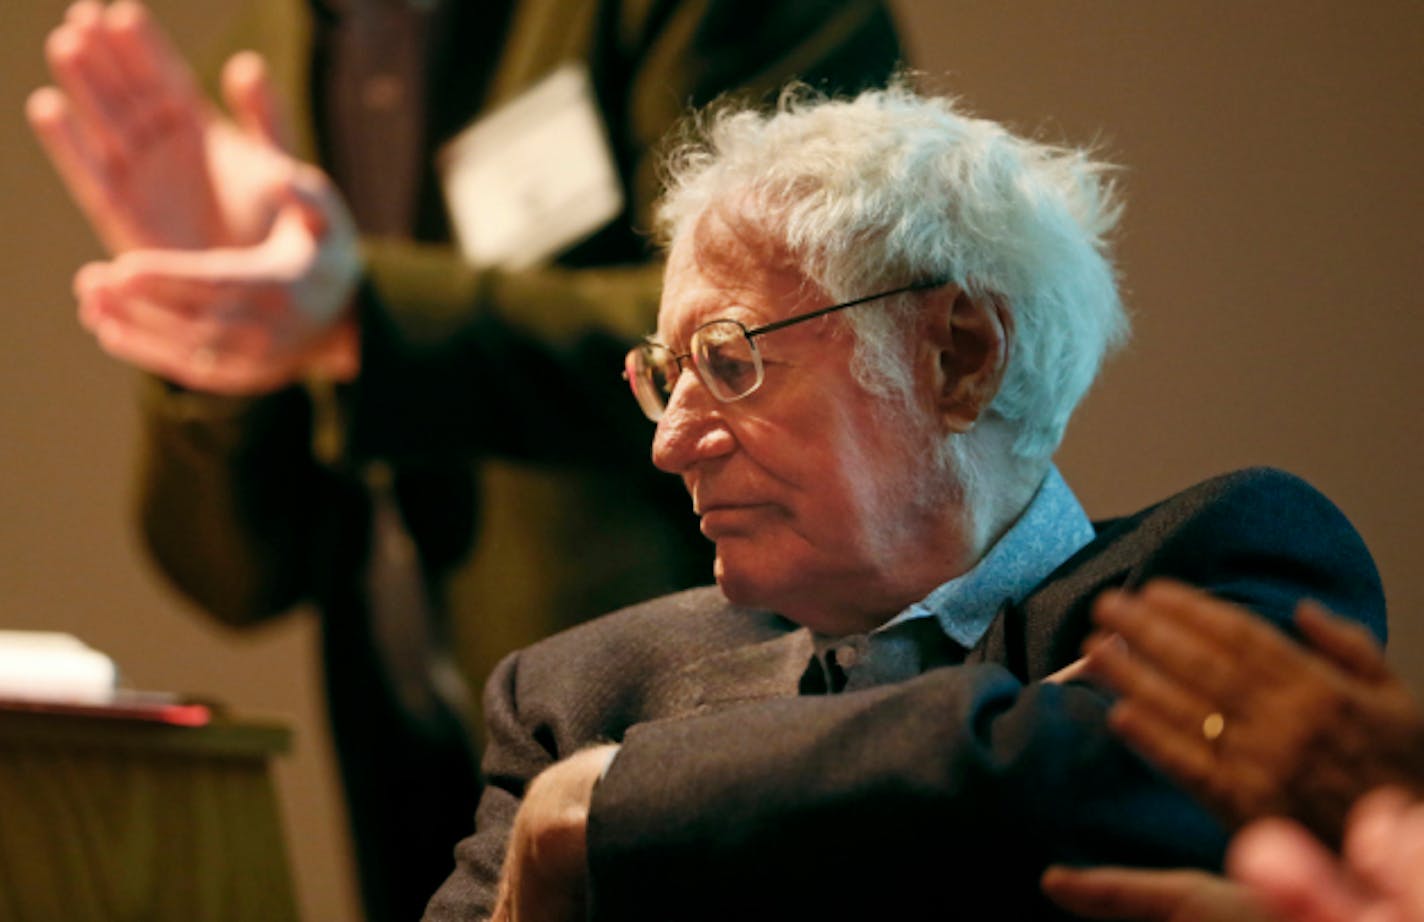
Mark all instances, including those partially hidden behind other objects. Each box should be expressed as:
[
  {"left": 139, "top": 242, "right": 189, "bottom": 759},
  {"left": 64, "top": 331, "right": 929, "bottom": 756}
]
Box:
[
  {"left": 984, "top": 467, "right": 1385, "bottom": 679},
  {"left": 1104, "top": 467, "right": 1383, "bottom": 638}
]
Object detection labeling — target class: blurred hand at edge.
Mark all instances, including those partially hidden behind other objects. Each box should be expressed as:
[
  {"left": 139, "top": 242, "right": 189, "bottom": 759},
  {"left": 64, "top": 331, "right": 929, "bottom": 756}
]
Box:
[
  {"left": 1081, "top": 579, "right": 1424, "bottom": 844},
  {"left": 1228, "top": 786, "right": 1424, "bottom": 922},
  {"left": 1042, "top": 865, "right": 1275, "bottom": 922}
]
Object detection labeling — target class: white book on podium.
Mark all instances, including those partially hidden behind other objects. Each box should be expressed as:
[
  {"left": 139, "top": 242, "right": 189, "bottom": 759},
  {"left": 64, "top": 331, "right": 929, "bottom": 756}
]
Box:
[{"left": 0, "top": 630, "right": 116, "bottom": 704}]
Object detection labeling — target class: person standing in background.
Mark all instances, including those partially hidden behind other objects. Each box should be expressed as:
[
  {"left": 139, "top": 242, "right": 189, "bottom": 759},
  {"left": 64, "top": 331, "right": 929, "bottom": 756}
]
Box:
[{"left": 28, "top": 1, "right": 905, "bottom": 918}]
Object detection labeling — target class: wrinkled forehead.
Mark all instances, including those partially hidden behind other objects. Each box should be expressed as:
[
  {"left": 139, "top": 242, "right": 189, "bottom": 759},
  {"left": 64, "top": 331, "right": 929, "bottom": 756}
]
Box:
[{"left": 657, "top": 205, "right": 817, "bottom": 345}]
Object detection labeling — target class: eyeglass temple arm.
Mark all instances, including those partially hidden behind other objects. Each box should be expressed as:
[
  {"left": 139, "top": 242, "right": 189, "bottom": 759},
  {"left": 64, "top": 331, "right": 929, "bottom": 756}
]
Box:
[{"left": 747, "top": 278, "right": 951, "bottom": 337}]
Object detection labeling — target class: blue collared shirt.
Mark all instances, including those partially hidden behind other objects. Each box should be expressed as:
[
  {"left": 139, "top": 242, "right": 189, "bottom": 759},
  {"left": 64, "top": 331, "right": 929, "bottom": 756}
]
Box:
[
  {"left": 889, "top": 465, "right": 1094, "bottom": 649},
  {"left": 811, "top": 465, "right": 1094, "bottom": 672}
]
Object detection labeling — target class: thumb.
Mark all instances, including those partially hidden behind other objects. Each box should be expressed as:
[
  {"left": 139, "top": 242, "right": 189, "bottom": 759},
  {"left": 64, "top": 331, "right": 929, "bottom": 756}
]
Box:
[
  {"left": 266, "top": 166, "right": 362, "bottom": 325},
  {"left": 264, "top": 167, "right": 332, "bottom": 244},
  {"left": 278, "top": 164, "right": 360, "bottom": 246},
  {"left": 221, "top": 50, "right": 295, "bottom": 152}
]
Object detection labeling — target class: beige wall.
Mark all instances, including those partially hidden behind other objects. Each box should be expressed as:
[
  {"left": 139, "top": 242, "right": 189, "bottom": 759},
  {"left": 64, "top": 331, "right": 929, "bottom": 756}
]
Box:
[{"left": 2, "top": 2, "right": 1420, "bottom": 919}]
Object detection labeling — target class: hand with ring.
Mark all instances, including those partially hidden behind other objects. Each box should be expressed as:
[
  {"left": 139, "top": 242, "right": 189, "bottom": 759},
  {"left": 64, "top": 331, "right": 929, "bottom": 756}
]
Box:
[
  {"left": 1201, "top": 712, "right": 1225, "bottom": 744},
  {"left": 1081, "top": 579, "right": 1424, "bottom": 846}
]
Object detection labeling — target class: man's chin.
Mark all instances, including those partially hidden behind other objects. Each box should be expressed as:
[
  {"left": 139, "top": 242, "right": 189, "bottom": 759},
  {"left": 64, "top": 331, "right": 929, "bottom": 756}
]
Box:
[{"left": 712, "top": 549, "right": 785, "bottom": 609}]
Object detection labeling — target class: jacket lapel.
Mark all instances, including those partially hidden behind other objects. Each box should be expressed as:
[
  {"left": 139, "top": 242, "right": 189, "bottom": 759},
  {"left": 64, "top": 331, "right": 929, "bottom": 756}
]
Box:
[{"left": 967, "top": 514, "right": 1145, "bottom": 680}]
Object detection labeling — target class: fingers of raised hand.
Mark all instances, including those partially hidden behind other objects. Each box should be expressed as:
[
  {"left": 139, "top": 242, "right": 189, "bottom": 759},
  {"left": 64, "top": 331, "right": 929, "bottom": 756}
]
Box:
[
  {"left": 1083, "top": 625, "right": 1284, "bottom": 826},
  {"left": 74, "top": 262, "right": 299, "bottom": 395},
  {"left": 1095, "top": 582, "right": 1298, "bottom": 694},
  {"left": 79, "top": 267, "right": 219, "bottom": 340},
  {"left": 43, "top": 2, "right": 201, "bottom": 171},
  {"left": 1107, "top": 696, "right": 1250, "bottom": 819},
  {"left": 105, "top": 1, "right": 199, "bottom": 100},
  {"left": 27, "top": 86, "right": 113, "bottom": 222},
  {"left": 88, "top": 306, "right": 301, "bottom": 395},
  {"left": 46, "top": 5, "right": 130, "bottom": 161},
  {"left": 221, "top": 51, "right": 294, "bottom": 152}
]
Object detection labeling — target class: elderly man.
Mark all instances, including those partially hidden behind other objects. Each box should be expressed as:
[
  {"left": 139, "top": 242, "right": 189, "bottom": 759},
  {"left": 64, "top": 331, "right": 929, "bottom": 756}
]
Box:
[{"left": 422, "top": 83, "right": 1385, "bottom": 922}]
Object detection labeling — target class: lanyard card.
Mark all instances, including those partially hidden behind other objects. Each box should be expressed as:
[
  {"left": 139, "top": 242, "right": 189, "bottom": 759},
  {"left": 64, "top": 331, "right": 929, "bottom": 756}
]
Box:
[{"left": 438, "top": 63, "right": 624, "bottom": 270}]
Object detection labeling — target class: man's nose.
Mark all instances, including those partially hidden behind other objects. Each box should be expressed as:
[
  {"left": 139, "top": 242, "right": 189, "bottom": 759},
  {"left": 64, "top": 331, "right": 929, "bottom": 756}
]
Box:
[{"left": 651, "top": 371, "right": 735, "bottom": 474}]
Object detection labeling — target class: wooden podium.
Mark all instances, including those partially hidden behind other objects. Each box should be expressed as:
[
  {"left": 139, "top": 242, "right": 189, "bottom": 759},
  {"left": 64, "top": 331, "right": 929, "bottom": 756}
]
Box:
[{"left": 0, "top": 709, "right": 297, "bottom": 922}]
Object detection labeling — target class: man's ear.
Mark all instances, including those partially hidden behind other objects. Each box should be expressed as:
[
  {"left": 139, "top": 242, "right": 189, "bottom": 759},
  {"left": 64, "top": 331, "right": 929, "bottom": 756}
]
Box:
[{"left": 925, "top": 289, "right": 1012, "bottom": 432}]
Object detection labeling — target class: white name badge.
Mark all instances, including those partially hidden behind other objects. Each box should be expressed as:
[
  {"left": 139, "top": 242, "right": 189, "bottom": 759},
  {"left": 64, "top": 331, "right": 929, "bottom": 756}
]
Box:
[{"left": 438, "top": 63, "right": 624, "bottom": 270}]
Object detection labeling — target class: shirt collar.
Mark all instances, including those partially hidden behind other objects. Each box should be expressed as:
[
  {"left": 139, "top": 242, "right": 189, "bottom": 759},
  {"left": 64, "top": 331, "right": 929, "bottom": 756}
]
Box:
[{"left": 883, "top": 464, "right": 1094, "bottom": 649}]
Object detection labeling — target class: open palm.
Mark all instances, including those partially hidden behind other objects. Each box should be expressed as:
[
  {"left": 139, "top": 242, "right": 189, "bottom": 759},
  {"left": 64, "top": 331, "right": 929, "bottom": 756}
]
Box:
[{"left": 29, "top": 1, "right": 290, "bottom": 254}]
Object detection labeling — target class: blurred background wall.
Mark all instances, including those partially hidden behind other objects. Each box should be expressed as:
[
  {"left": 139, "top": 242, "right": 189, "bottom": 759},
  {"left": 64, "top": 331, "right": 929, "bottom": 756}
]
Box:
[{"left": 2, "top": 2, "right": 1420, "bottom": 919}]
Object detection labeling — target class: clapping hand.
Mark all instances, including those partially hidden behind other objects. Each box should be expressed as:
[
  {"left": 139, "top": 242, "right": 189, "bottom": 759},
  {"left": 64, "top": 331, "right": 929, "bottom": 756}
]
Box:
[
  {"left": 30, "top": 1, "right": 361, "bottom": 393},
  {"left": 1082, "top": 580, "right": 1423, "bottom": 845}
]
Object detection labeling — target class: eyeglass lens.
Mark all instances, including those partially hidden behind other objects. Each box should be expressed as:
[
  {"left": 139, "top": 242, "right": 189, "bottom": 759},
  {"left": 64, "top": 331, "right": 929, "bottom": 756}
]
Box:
[
  {"left": 690, "top": 320, "right": 762, "bottom": 402},
  {"left": 626, "top": 346, "right": 671, "bottom": 421},
  {"left": 628, "top": 319, "right": 765, "bottom": 421}
]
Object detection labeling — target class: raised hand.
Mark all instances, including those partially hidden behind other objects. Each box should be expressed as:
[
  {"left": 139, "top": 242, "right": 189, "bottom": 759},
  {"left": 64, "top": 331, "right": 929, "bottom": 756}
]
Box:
[
  {"left": 27, "top": 1, "right": 291, "bottom": 253},
  {"left": 73, "top": 162, "right": 362, "bottom": 394},
  {"left": 32, "top": 1, "right": 363, "bottom": 393}
]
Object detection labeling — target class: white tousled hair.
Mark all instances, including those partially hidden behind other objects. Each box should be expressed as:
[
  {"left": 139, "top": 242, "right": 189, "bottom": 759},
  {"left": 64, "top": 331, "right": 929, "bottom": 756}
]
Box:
[{"left": 654, "top": 81, "right": 1128, "bottom": 473}]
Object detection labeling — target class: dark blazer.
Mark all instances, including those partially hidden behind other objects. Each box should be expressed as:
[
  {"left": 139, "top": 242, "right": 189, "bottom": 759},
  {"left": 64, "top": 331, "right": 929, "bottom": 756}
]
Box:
[{"left": 424, "top": 468, "right": 1386, "bottom": 921}]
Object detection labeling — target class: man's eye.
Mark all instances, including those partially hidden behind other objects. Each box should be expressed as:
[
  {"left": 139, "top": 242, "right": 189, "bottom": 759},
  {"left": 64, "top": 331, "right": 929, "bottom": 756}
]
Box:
[{"left": 709, "top": 354, "right": 756, "bottom": 389}]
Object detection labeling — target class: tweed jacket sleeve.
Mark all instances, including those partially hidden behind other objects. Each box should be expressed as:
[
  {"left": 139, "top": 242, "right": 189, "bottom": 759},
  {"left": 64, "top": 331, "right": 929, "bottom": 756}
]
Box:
[{"left": 422, "top": 588, "right": 800, "bottom": 920}]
